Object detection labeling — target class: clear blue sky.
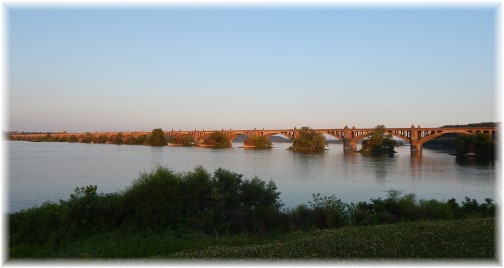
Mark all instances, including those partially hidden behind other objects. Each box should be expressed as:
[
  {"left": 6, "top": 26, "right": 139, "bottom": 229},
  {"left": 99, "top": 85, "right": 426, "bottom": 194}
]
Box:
[{"left": 8, "top": 6, "right": 497, "bottom": 132}]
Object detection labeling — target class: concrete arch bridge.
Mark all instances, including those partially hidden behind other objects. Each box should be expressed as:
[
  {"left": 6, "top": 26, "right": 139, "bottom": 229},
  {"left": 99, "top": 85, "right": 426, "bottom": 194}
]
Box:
[
  {"left": 10, "top": 125, "right": 497, "bottom": 154},
  {"left": 166, "top": 125, "right": 497, "bottom": 153}
]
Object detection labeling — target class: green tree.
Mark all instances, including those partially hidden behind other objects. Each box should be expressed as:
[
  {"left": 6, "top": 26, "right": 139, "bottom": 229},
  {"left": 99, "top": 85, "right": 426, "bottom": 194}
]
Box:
[
  {"left": 203, "top": 132, "right": 231, "bottom": 148},
  {"left": 289, "top": 127, "right": 326, "bottom": 152},
  {"left": 455, "top": 133, "right": 494, "bottom": 163},
  {"left": 148, "top": 129, "right": 166, "bottom": 146},
  {"left": 135, "top": 134, "right": 148, "bottom": 145},
  {"left": 166, "top": 136, "right": 176, "bottom": 144},
  {"left": 181, "top": 135, "right": 196, "bottom": 146},
  {"left": 244, "top": 136, "right": 273, "bottom": 149},
  {"left": 359, "top": 125, "right": 397, "bottom": 155}
]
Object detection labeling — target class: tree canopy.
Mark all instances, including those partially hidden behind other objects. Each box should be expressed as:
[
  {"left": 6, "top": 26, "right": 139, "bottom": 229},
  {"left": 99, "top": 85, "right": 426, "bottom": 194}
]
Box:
[
  {"left": 203, "top": 131, "right": 231, "bottom": 148},
  {"left": 289, "top": 127, "right": 327, "bottom": 152},
  {"left": 455, "top": 133, "right": 494, "bottom": 163},
  {"left": 148, "top": 128, "right": 166, "bottom": 146},
  {"left": 243, "top": 136, "right": 273, "bottom": 149},
  {"left": 359, "top": 125, "right": 398, "bottom": 155},
  {"left": 169, "top": 135, "right": 196, "bottom": 146}
]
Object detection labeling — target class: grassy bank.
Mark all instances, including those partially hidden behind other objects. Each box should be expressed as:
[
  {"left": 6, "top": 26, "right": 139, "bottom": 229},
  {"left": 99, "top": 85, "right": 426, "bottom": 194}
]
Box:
[
  {"left": 172, "top": 218, "right": 496, "bottom": 260},
  {"left": 9, "top": 218, "right": 495, "bottom": 260}
]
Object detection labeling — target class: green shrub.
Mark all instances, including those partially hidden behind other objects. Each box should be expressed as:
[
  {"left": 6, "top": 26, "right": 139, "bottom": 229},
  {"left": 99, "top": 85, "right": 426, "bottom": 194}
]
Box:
[
  {"left": 203, "top": 132, "right": 231, "bottom": 148},
  {"left": 8, "top": 168, "right": 496, "bottom": 258},
  {"left": 309, "top": 193, "right": 350, "bottom": 229},
  {"left": 289, "top": 127, "right": 327, "bottom": 152},
  {"left": 148, "top": 128, "right": 166, "bottom": 146},
  {"left": 243, "top": 136, "right": 273, "bottom": 149}
]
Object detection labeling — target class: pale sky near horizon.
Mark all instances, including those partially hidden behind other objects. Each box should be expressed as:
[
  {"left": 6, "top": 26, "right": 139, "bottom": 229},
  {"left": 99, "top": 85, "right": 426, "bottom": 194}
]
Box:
[{"left": 7, "top": 5, "right": 497, "bottom": 132}]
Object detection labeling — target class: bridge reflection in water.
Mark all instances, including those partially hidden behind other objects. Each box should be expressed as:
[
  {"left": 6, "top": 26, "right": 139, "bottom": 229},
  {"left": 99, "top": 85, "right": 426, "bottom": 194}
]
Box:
[{"left": 11, "top": 125, "right": 497, "bottom": 155}]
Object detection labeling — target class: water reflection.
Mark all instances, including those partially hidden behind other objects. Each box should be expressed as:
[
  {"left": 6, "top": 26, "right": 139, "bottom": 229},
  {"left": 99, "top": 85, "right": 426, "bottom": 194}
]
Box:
[
  {"left": 291, "top": 151, "right": 326, "bottom": 181},
  {"left": 410, "top": 151, "right": 423, "bottom": 178},
  {"left": 7, "top": 141, "right": 496, "bottom": 212}
]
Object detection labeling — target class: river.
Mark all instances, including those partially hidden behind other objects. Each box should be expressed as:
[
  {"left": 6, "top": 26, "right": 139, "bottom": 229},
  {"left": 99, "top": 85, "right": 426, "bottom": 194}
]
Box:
[{"left": 6, "top": 140, "right": 497, "bottom": 212}]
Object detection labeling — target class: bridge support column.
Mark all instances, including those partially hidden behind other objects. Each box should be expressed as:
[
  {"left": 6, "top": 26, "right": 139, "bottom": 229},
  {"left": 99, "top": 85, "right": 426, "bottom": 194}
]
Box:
[
  {"left": 343, "top": 139, "right": 357, "bottom": 152},
  {"left": 410, "top": 142, "right": 422, "bottom": 153}
]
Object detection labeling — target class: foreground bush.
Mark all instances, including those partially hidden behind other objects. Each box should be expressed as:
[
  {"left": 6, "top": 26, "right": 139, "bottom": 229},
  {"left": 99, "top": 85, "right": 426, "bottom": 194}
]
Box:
[
  {"left": 9, "top": 167, "right": 496, "bottom": 258},
  {"left": 9, "top": 166, "right": 282, "bottom": 253}
]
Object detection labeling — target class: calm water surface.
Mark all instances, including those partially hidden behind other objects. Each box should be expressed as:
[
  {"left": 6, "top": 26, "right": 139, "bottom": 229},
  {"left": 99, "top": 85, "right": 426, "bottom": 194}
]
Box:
[{"left": 7, "top": 141, "right": 497, "bottom": 212}]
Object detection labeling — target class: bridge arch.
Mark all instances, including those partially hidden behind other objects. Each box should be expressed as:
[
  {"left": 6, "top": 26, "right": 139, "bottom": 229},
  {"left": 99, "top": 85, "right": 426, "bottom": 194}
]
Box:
[
  {"left": 388, "top": 132, "right": 411, "bottom": 143},
  {"left": 227, "top": 132, "right": 252, "bottom": 142},
  {"left": 262, "top": 132, "right": 294, "bottom": 140},
  {"left": 415, "top": 129, "right": 494, "bottom": 146}
]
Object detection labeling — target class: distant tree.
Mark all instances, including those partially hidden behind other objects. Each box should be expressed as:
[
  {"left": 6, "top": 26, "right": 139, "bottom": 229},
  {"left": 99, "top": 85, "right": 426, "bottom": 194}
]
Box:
[
  {"left": 42, "top": 133, "right": 55, "bottom": 142},
  {"left": 166, "top": 136, "right": 176, "bottom": 144},
  {"left": 93, "top": 134, "right": 108, "bottom": 144},
  {"left": 289, "top": 127, "right": 326, "bottom": 152},
  {"left": 148, "top": 129, "right": 166, "bottom": 146},
  {"left": 442, "top": 122, "right": 497, "bottom": 128},
  {"left": 123, "top": 134, "right": 136, "bottom": 145},
  {"left": 108, "top": 133, "right": 123, "bottom": 145},
  {"left": 359, "top": 125, "right": 398, "bottom": 155},
  {"left": 181, "top": 135, "right": 196, "bottom": 146},
  {"left": 244, "top": 136, "right": 273, "bottom": 149},
  {"left": 455, "top": 133, "right": 494, "bottom": 163},
  {"left": 67, "top": 135, "right": 79, "bottom": 143},
  {"left": 204, "top": 132, "right": 231, "bottom": 148},
  {"left": 80, "top": 132, "right": 93, "bottom": 144},
  {"left": 135, "top": 134, "right": 148, "bottom": 145},
  {"left": 115, "top": 133, "right": 124, "bottom": 145}
]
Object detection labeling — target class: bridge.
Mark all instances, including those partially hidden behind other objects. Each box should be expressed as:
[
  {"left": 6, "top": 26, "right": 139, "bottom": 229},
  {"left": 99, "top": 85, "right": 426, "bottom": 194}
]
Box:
[{"left": 10, "top": 125, "right": 497, "bottom": 153}]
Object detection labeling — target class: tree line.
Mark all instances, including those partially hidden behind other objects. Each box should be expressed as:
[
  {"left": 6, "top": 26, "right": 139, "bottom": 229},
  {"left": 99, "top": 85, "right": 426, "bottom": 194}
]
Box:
[{"left": 9, "top": 129, "right": 170, "bottom": 146}]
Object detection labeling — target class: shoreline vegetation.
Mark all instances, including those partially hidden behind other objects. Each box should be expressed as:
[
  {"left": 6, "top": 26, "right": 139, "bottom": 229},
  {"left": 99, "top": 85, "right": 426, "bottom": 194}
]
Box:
[{"left": 9, "top": 166, "right": 496, "bottom": 259}]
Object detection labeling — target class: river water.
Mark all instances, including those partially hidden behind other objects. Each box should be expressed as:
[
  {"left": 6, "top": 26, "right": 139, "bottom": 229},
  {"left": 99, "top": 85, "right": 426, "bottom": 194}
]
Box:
[{"left": 6, "top": 140, "right": 497, "bottom": 212}]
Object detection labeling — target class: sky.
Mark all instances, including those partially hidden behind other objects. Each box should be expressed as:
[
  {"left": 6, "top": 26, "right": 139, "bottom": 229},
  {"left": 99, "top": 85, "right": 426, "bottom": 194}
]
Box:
[{"left": 6, "top": 4, "right": 498, "bottom": 132}]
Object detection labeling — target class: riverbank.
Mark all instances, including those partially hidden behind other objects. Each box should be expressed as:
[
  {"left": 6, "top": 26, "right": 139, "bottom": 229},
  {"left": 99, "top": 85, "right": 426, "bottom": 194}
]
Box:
[{"left": 9, "top": 217, "right": 495, "bottom": 260}]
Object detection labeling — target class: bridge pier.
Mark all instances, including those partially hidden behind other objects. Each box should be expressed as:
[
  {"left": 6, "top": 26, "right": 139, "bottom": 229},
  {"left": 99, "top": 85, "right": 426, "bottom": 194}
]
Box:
[
  {"left": 410, "top": 142, "right": 422, "bottom": 153},
  {"left": 343, "top": 139, "right": 357, "bottom": 152}
]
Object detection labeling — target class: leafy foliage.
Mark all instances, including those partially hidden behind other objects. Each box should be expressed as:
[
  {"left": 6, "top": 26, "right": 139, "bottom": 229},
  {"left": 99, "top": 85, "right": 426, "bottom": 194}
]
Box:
[
  {"left": 360, "top": 125, "right": 398, "bottom": 155},
  {"left": 66, "top": 135, "right": 79, "bottom": 143},
  {"left": 203, "top": 131, "right": 231, "bottom": 148},
  {"left": 169, "top": 135, "right": 196, "bottom": 146},
  {"left": 243, "top": 136, "right": 273, "bottom": 149},
  {"left": 455, "top": 133, "right": 494, "bottom": 163},
  {"left": 92, "top": 134, "right": 108, "bottom": 144},
  {"left": 9, "top": 166, "right": 496, "bottom": 259},
  {"left": 148, "top": 128, "right": 166, "bottom": 146},
  {"left": 108, "top": 133, "right": 123, "bottom": 145},
  {"left": 309, "top": 194, "right": 349, "bottom": 229},
  {"left": 289, "top": 127, "right": 327, "bottom": 152},
  {"left": 80, "top": 133, "right": 93, "bottom": 144}
]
